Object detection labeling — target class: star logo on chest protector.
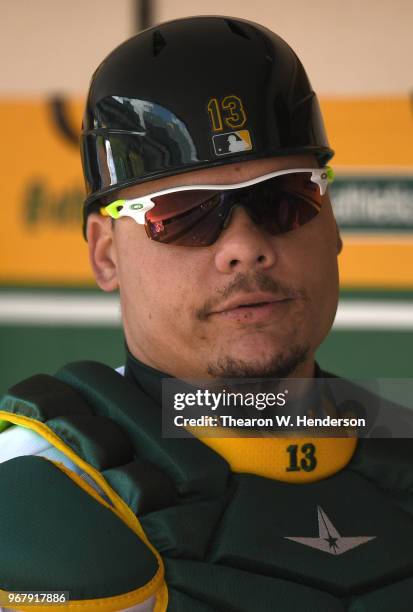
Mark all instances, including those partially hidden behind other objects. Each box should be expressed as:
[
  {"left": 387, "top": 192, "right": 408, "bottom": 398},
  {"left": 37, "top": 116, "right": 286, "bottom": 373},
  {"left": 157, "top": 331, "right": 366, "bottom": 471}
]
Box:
[{"left": 285, "top": 506, "right": 376, "bottom": 555}]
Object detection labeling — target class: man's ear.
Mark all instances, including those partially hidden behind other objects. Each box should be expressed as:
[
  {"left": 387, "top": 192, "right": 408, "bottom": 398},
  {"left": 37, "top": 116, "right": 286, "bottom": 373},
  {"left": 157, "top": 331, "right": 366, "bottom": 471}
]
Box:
[
  {"left": 336, "top": 222, "right": 343, "bottom": 255},
  {"left": 86, "top": 213, "right": 119, "bottom": 291}
]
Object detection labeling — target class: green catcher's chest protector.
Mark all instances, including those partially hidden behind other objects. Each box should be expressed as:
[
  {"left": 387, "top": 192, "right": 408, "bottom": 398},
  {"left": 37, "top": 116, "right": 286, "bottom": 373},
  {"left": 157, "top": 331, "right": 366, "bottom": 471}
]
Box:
[{"left": 1, "top": 361, "right": 413, "bottom": 612}]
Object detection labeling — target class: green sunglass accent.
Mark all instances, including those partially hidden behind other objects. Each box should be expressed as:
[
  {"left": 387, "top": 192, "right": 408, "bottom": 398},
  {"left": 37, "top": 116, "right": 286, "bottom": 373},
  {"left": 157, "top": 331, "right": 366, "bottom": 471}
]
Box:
[
  {"left": 102, "top": 199, "right": 146, "bottom": 219},
  {"left": 326, "top": 166, "right": 335, "bottom": 183},
  {"left": 103, "top": 199, "right": 125, "bottom": 219}
]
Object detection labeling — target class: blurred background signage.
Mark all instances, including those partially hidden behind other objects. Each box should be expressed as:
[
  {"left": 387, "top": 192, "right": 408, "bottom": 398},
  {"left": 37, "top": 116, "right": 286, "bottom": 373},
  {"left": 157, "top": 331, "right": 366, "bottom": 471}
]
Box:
[{"left": 2, "top": 96, "right": 412, "bottom": 288}]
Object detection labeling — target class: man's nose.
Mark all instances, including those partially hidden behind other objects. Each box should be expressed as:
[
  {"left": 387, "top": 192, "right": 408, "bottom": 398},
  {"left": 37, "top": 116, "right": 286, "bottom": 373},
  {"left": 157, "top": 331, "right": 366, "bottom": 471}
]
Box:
[{"left": 213, "top": 205, "right": 277, "bottom": 274}]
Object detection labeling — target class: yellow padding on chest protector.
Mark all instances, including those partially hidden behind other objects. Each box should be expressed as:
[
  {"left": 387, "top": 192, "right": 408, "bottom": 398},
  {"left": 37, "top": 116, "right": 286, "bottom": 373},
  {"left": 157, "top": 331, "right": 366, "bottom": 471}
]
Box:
[
  {"left": 0, "top": 411, "right": 168, "bottom": 611},
  {"left": 198, "top": 435, "right": 357, "bottom": 483}
]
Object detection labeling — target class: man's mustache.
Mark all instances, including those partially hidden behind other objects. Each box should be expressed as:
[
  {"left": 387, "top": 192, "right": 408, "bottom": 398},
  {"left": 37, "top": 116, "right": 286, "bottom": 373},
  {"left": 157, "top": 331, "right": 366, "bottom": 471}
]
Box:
[{"left": 196, "top": 272, "right": 308, "bottom": 321}]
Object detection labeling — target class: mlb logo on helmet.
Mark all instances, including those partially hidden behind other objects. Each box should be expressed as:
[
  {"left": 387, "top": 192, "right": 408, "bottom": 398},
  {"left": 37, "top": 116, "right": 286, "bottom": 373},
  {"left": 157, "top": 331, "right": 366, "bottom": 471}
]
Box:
[{"left": 213, "top": 130, "right": 252, "bottom": 156}]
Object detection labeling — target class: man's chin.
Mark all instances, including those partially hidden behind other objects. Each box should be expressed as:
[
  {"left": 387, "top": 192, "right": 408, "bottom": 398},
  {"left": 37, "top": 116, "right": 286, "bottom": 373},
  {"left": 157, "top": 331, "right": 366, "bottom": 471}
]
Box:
[{"left": 206, "top": 343, "right": 310, "bottom": 379}]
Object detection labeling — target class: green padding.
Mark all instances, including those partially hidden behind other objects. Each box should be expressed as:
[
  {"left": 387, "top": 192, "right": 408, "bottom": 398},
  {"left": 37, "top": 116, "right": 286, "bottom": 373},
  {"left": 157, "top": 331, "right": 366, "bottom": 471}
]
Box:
[
  {"left": 1, "top": 374, "right": 93, "bottom": 421},
  {"left": 0, "top": 456, "right": 158, "bottom": 598},
  {"left": 349, "top": 439, "right": 413, "bottom": 505},
  {"left": 103, "top": 459, "right": 177, "bottom": 515},
  {"left": 164, "top": 559, "right": 345, "bottom": 612},
  {"left": 349, "top": 576, "right": 413, "bottom": 612},
  {"left": 141, "top": 499, "right": 223, "bottom": 559},
  {"left": 167, "top": 589, "right": 218, "bottom": 612},
  {"left": 0, "top": 420, "right": 11, "bottom": 433},
  {"left": 56, "top": 361, "right": 230, "bottom": 499},
  {"left": 47, "top": 414, "right": 134, "bottom": 471},
  {"left": 209, "top": 472, "right": 413, "bottom": 595}
]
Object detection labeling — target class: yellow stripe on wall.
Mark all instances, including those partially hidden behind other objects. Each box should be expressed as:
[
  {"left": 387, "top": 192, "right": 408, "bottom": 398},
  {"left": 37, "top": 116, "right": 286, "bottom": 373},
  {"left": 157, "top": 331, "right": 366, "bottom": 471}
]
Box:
[
  {"left": 0, "top": 99, "right": 89, "bottom": 284},
  {"left": 321, "top": 97, "right": 413, "bottom": 167},
  {"left": 340, "top": 235, "right": 413, "bottom": 288},
  {"left": 0, "top": 97, "right": 412, "bottom": 287}
]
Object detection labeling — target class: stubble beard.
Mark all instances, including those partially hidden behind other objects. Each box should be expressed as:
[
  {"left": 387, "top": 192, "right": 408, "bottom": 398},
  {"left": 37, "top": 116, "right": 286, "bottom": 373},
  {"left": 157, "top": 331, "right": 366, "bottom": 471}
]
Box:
[
  {"left": 198, "top": 271, "right": 312, "bottom": 379},
  {"left": 206, "top": 342, "right": 310, "bottom": 379}
]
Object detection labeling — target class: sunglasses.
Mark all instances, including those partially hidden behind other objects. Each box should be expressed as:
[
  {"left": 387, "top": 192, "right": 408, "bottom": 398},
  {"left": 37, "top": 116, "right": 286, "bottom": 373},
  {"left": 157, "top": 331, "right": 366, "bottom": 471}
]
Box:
[{"left": 100, "top": 167, "right": 333, "bottom": 247}]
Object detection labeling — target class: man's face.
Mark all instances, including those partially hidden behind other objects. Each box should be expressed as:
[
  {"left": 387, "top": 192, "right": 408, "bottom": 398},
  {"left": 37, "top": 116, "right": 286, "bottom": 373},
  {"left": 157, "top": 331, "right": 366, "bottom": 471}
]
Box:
[{"left": 88, "top": 155, "right": 341, "bottom": 379}]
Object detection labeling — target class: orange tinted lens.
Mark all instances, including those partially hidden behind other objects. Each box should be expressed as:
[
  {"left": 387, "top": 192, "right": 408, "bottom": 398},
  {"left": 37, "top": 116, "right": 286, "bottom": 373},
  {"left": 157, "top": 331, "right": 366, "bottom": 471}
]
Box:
[
  {"left": 241, "top": 172, "right": 322, "bottom": 234},
  {"left": 147, "top": 190, "right": 219, "bottom": 222},
  {"left": 145, "top": 172, "right": 323, "bottom": 246},
  {"left": 146, "top": 192, "right": 226, "bottom": 246}
]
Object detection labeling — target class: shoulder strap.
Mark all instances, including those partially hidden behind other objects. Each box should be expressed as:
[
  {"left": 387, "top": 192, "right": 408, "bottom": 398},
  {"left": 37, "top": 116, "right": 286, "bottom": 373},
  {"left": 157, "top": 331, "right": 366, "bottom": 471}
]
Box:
[
  {"left": 1, "top": 361, "right": 230, "bottom": 509},
  {"left": 56, "top": 360, "right": 230, "bottom": 499}
]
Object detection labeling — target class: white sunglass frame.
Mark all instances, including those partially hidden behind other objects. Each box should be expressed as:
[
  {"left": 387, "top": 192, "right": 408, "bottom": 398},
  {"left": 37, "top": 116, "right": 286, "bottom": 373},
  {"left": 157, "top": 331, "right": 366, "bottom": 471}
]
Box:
[{"left": 100, "top": 167, "right": 332, "bottom": 225}]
